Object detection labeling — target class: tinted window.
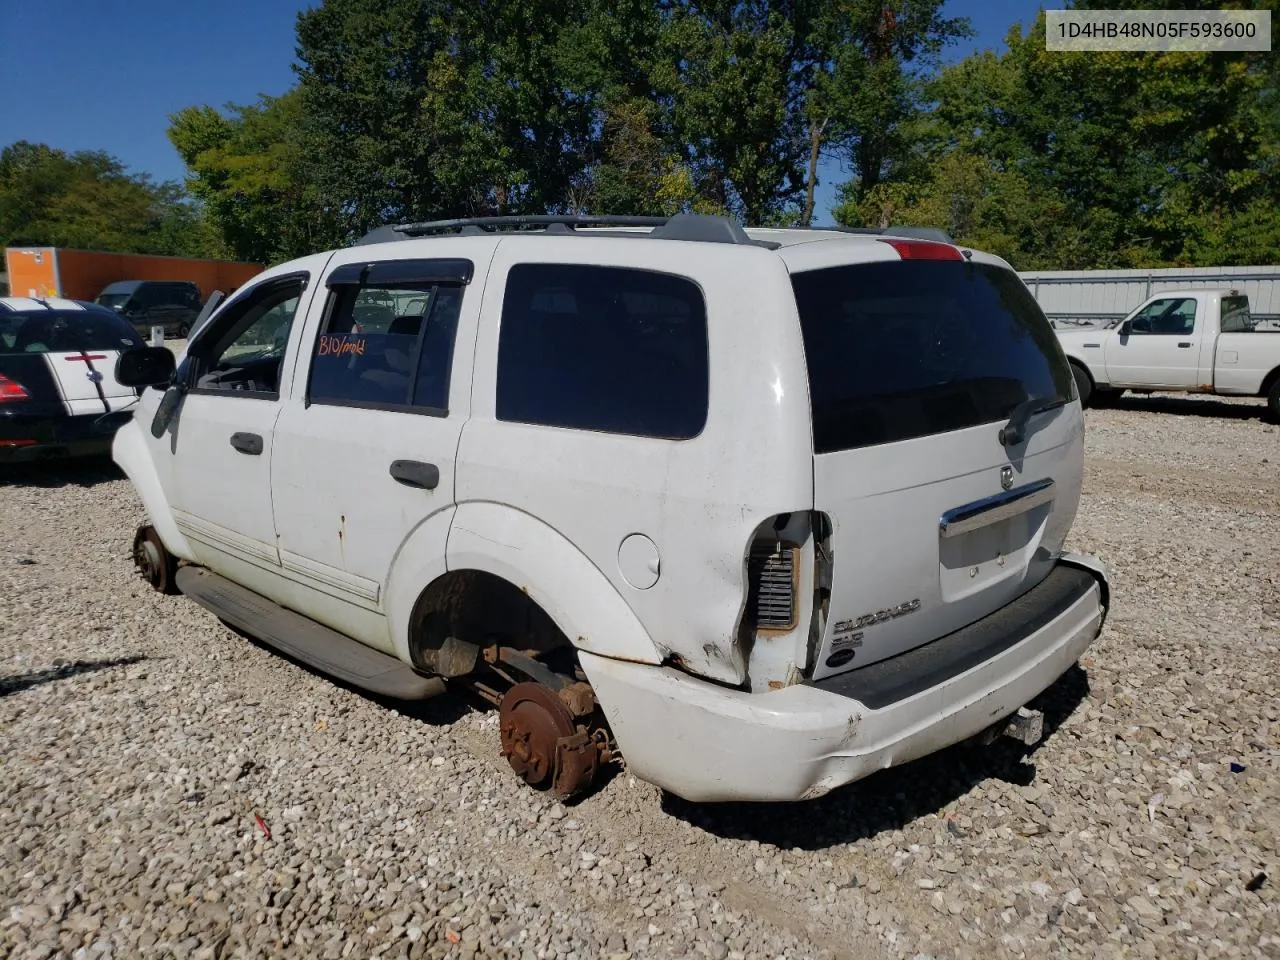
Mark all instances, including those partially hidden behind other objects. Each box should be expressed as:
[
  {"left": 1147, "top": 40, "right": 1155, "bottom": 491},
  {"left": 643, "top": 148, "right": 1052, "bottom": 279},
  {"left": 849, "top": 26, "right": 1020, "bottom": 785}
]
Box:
[
  {"left": 308, "top": 282, "right": 462, "bottom": 412},
  {"left": 790, "top": 260, "right": 1073, "bottom": 453},
  {"left": 496, "top": 264, "right": 708, "bottom": 439},
  {"left": 0, "top": 309, "right": 144, "bottom": 355},
  {"left": 96, "top": 292, "right": 131, "bottom": 310}
]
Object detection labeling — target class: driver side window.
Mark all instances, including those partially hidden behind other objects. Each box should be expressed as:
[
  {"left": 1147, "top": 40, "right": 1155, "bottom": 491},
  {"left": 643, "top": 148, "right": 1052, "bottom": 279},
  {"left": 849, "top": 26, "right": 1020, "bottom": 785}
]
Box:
[
  {"left": 186, "top": 275, "right": 307, "bottom": 400},
  {"left": 1128, "top": 297, "right": 1197, "bottom": 335}
]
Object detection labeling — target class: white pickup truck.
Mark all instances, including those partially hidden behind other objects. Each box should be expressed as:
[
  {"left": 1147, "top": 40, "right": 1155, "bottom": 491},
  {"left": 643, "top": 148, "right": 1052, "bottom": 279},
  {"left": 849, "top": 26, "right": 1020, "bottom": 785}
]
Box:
[{"left": 1055, "top": 289, "right": 1280, "bottom": 420}]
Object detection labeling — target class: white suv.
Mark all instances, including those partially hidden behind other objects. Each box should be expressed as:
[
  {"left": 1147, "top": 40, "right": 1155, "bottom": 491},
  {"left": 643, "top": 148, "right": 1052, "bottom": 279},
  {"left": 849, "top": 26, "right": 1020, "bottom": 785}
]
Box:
[{"left": 112, "top": 214, "right": 1110, "bottom": 804}]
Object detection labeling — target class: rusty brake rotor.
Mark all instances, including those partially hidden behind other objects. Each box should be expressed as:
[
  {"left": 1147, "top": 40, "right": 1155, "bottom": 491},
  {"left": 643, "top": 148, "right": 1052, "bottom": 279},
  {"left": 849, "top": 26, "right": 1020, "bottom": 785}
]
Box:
[{"left": 498, "top": 681, "right": 598, "bottom": 799}]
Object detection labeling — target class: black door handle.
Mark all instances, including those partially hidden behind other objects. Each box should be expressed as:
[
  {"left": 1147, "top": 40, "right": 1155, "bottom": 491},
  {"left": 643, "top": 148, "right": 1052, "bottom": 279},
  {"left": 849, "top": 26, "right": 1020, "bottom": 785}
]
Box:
[
  {"left": 389, "top": 459, "right": 440, "bottom": 490},
  {"left": 1177, "top": 342, "right": 1192, "bottom": 348},
  {"left": 229, "top": 432, "right": 263, "bottom": 455}
]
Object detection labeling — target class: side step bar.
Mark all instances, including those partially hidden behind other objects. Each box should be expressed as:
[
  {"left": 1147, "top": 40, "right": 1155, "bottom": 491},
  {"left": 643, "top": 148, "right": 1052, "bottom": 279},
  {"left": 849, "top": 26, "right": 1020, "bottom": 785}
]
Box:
[{"left": 175, "top": 566, "right": 446, "bottom": 701}]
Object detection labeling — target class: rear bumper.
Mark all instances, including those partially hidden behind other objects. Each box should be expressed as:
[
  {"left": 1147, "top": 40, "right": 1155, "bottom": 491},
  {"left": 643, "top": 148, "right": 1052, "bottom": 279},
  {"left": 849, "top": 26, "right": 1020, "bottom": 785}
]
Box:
[
  {"left": 581, "top": 553, "right": 1109, "bottom": 803},
  {"left": 0, "top": 410, "right": 133, "bottom": 463}
]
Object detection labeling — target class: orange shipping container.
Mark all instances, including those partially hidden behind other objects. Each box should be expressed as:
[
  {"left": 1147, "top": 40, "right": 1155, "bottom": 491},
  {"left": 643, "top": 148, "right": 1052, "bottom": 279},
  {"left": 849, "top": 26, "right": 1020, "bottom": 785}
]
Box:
[{"left": 3, "top": 247, "right": 263, "bottom": 304}]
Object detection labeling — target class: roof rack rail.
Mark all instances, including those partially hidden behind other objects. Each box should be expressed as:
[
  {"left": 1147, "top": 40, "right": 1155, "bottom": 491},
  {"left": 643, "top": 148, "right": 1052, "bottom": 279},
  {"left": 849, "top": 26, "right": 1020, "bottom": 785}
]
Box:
[
  {"left": 392, "top": 215, "right": 668, "bottom": 237},
  {"left": 821, "top": 225, "right": 955, "bottom": 244},
  {"left": 354, "top": 213, "right": 780, "bottom": 248}
]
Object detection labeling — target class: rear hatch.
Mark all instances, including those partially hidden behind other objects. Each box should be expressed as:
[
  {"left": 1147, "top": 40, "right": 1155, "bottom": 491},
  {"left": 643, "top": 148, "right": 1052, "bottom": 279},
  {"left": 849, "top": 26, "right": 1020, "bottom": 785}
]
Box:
[{"left": 789, "top": 246, "right": 1082, "bottom": 682}]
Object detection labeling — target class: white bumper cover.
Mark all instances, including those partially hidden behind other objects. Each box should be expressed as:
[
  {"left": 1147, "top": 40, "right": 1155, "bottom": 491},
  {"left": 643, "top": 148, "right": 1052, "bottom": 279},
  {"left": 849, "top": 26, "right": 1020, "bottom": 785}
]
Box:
[{"left": 581, "top": 554, "right": 1109, "bottom": 803}]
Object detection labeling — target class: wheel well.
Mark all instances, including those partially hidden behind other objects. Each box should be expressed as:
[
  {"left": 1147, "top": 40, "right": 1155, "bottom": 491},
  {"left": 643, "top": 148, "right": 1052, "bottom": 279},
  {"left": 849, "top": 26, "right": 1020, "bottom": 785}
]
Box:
[
  {"left": 406, "top": 570, "right": 572, "bottom": 675},
  {"left": 1261, "top": 365, "right": 1280, "bottom": 397},
  {"left": 1067, "top": 357, "right": 1093, "bottom": 384}
]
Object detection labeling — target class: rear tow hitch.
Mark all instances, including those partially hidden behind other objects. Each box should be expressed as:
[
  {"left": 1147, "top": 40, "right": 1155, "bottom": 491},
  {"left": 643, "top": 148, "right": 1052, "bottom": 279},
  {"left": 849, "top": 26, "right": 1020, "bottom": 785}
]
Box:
[{"left": 974, "top": 706, "right": 1045, "bottom": 748}]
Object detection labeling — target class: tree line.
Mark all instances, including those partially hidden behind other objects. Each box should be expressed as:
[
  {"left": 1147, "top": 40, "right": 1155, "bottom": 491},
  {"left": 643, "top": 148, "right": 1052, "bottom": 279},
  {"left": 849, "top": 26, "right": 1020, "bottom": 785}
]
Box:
[
  {"left": 0, "top": 141, "right": 221, "bottom": 259},
  {"left": 4, "top": 0, "right": 1278, "bottom": 272}
]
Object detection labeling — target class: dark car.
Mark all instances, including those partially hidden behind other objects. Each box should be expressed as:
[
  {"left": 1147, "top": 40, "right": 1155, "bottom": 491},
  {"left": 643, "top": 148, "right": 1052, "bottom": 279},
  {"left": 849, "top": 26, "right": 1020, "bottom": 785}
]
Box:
[
  {"left": 0, "top": 296, "right": 147, "bottom": 463},
  {"left": 96, "top": 280, "right": 203, "bottom": 339}
]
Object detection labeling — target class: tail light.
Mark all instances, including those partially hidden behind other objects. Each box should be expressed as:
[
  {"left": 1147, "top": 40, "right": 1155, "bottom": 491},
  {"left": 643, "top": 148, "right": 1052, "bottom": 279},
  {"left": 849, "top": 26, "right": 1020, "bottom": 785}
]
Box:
[
  {"left": 0, "top": 373, "right": 30, "bottom": 403},
  {"left": 878, "top": 238, "right": 963, "bottom": 261}
]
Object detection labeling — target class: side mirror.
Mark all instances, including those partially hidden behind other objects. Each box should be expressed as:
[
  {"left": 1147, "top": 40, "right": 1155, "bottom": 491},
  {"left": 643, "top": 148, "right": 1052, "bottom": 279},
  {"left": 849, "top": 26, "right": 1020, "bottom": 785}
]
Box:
[
  {"left": 116, "top": 346, "right": 176, "bottom": 388},
  {"left": 1118, "top": 319, "right": 1131, "bottom": 336}
]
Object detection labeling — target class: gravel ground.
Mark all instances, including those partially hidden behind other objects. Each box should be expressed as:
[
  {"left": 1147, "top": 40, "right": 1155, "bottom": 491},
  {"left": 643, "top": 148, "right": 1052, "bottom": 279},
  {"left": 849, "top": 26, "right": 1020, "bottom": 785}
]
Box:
[{"left": 1, "top": 392, "right": 1277, "bottom": 960}]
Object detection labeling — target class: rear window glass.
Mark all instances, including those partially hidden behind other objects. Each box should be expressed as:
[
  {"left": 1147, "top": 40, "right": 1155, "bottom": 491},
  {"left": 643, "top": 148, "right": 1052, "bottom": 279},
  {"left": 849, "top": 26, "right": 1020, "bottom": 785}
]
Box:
[
  {"left": 1220, "top": 296, "right": 1254, "bottom": 333},
  {"left": 496, "top": 264, "right": 709, "bottom": 439},
  {"left": 0, "top": 310, "right": 144, "bottom": 355},
  {"left": 790, "top": 260, "right": 1073, "bottom": 453}
]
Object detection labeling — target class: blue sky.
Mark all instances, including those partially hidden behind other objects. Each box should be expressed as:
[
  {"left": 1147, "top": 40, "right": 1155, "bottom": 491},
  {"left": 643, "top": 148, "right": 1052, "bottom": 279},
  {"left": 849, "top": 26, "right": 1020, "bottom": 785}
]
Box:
[{"left": 0, "top": 0, "right": 1043, "bottom": 226}]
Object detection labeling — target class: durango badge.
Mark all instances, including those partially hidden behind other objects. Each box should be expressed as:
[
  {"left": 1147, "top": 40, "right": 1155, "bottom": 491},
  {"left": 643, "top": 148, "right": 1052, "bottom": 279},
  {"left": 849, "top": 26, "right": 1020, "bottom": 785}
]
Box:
[{"left": 832, "top": 597, "right": 922, "bottom": 641}]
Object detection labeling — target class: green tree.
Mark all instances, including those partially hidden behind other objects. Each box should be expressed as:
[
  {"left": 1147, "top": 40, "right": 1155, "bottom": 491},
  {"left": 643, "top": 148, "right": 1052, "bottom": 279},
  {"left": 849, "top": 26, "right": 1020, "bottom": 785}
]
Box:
[
  {"left": 812, "top": 0, "right": 970, "bottom": 222},
  {"left": 652, "top": 3, "right": 809, "bottom": 223},
  {"left": 0, "top": 140, "right": 219, "bottom": 257},
  {"left": 855, "top": 2, "right": 1280, "bottom": 269},
  {"left": 169, "top": 90, "right": 339, "bottom": 263},
  {"left": 292, "top": 0, "right": 616, "bottom": 237}
]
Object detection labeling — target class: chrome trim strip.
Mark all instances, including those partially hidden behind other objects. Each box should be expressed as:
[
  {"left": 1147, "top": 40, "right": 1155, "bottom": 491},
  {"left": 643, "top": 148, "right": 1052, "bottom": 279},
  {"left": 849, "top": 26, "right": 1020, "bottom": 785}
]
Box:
[{"left": 939, "top": 477, "right": 1055, "bottom": 539}]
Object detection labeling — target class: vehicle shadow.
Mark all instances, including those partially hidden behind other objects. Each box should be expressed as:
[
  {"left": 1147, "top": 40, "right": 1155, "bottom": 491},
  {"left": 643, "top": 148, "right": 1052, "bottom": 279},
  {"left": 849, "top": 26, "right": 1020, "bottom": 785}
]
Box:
[
  {"left": 659, "top": 664, "right": 1090, "bottom": 850},
  {"left": 216, "top": 624, "right": 620, "bottom": 801},
  {"left": 1103, "top": 393, "right": 1268, "bottom": 421},
  {"left": 221, "top": 621, "right": 473, "bottom": 727},
  {"left": 0, "top": 655, "right": 147, "bottom": 696},
  {"left": 0, "top": 455, "right": 125, "bottom": 489}
]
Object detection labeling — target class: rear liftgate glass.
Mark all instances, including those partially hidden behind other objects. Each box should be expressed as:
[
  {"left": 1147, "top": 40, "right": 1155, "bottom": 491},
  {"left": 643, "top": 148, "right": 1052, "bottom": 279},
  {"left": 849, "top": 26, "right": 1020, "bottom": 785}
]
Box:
[{"left": 789, "top": 253, "right": 1077, "bottom": 682}]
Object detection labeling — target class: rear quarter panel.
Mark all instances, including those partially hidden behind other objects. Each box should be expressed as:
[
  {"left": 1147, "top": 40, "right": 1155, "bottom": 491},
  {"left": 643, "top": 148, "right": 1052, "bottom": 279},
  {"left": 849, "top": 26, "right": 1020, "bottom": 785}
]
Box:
[
  {"left": 455, "top": 236, "right": 815, "bottom": 685},
  {"left": 1214, "top": 332, "right": 1280, "bottom": 394}
]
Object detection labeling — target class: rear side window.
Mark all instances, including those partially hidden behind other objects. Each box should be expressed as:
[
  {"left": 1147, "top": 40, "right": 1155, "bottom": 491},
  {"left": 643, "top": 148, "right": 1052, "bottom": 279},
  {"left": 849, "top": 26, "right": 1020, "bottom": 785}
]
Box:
[
  {"left": 790, "top": 260, "right": 1073, "bottom": 453},
  {"left": 0, "top": 310, "right": 144, "bottom": 355},
  {"left": 1220, "top": 296, "right": 1254, "bottom": 333},
  {"left": 496, "top": 264, "right": 709, "bottom": 439},
  {"left": 308, "top": 282, "right": 463, "bottom": 413}
]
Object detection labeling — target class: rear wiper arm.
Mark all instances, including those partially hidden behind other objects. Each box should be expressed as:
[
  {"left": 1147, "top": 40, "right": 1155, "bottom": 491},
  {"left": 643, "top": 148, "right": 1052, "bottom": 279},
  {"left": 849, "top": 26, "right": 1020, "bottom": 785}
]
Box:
[{"left": 999, "top": 397, "right": 1058, "bottom": 447}]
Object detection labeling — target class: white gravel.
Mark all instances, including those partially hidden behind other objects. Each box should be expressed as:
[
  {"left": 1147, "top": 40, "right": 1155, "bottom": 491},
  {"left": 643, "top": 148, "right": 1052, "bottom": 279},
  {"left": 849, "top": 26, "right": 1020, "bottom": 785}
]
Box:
[{"left": 1, "top": 391, "right": 1277, "bottom": 960}]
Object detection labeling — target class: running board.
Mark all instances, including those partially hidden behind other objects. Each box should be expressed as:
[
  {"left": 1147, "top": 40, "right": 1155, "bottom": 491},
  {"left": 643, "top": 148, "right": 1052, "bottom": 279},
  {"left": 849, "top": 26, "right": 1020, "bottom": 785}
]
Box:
[{"left": 175, "top": 566, "right": 446, "bottom": 701}]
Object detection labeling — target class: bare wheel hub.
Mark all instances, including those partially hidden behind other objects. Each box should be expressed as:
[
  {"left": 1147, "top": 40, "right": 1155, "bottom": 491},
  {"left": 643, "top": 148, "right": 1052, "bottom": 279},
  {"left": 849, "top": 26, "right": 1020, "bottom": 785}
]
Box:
[
  {"left": 132, "top": 525, "right": 175, "bottom": 594},
  {"left": 498, "top": 682, "right": 599, "bottom": 799}
]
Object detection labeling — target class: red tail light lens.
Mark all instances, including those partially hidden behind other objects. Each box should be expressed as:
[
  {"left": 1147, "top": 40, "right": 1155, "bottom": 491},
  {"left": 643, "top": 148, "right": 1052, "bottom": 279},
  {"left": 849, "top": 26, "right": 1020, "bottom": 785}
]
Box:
[
  {"left": 0, "top": 373, "right": 31, "bottom": 403},
  {"left": 878, "top": 238, "right": 964, "bottom": 261}
]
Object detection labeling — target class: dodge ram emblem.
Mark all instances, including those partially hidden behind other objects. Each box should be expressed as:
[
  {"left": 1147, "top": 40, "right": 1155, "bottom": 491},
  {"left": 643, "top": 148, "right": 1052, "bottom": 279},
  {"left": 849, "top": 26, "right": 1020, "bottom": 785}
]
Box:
[{"left": 1000, "top": 465, "right": 1014, "bottom": 490}]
